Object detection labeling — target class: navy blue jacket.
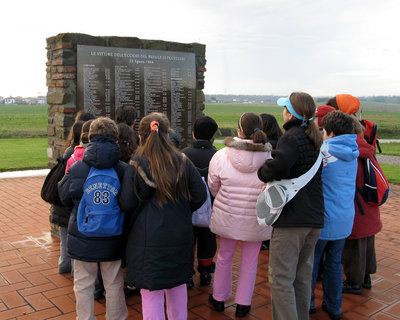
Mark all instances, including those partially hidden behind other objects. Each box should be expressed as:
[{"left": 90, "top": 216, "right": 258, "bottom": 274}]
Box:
[
  {"left": 58, "top": 136, "right": 127, "bottom": 262},
  {"left": 119, "top": 155, "right": 206, "bottom": 290},
  {"left": 257, "top": 119, "right": 324, "bottom": 228}
]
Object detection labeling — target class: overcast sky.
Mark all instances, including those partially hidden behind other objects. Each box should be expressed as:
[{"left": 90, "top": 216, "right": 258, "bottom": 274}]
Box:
[{"left": 1, "top": 0, "right": 399, "bottom": 98}]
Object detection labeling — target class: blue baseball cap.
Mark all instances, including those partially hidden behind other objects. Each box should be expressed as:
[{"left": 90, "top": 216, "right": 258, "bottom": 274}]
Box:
[{"left": 277, "top": 96, "right": 305, "bottom": 120}]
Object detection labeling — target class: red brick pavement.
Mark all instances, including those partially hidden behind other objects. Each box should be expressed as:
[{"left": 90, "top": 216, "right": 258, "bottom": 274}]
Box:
[{"left": 0, "top": 175, "right": 399, "bottom": 319}]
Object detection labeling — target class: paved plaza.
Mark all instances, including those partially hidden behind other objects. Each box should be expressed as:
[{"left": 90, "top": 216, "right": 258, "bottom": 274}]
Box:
[{"left": 0, "top": 174, "right": 399, "bottom": 319}]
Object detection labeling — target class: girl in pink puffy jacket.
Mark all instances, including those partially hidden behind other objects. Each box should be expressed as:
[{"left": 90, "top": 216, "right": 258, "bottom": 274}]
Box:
[{"left": 207, "top": 112, "right": 272, "bottom": 318}]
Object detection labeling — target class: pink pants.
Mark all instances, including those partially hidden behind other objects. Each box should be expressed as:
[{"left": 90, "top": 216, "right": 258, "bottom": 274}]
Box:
[
  {"left": 140, "top": 283, "right": 187, "bottom": 320},
  {"left": 212, "top": 237, "right": 262, "bottom": 306}
]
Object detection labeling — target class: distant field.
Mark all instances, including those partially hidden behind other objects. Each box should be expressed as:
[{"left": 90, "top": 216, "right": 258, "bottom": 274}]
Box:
[
  {"left": 0, "top": 103, "right": 399, "bottom": 177},
  {"left": 0, "top": 105, "right": 47, "bottom": 138},
  {"left": 204, "top": 103, "right": 400, "bottom": 139},
  {"left": 379, "top": 143, "right": 400, "bottom": 156},
  {"left": 1, "top": 102, "right": 399, "bottom": 138}
]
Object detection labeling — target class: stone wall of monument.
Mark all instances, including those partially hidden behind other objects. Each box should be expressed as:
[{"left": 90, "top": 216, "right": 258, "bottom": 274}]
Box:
[{"left": 46, "top": 33, "right": 206, "bottom": 166}]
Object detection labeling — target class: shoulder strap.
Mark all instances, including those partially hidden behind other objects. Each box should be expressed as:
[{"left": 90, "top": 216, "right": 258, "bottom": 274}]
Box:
[
  {"left": 291, "top": 151, "right": 322, "bottom": 185},
  {"left": 272, "top": 150, "right": 323, "bottom": 203},
  {"left": 129, "top": 160, "right": 157, "bottom": 188}
]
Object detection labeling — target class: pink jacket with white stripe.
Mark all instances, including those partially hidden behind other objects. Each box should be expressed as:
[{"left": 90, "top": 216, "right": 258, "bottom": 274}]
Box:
[{"left": 208, "top": 137, "right": 273, "bottom": 242}]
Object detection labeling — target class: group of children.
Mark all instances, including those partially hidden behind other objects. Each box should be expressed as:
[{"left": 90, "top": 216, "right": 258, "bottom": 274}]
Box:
[{"left": 53, "top": 92, "right": 381, "bottom": 320}]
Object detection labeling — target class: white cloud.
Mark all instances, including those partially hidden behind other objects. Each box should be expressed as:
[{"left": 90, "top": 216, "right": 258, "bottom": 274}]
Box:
[{"left": 1, "top": 0, "right": 400, "bottom": 97}]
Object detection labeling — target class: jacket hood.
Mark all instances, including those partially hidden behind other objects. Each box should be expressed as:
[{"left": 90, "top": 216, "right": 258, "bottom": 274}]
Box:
[
  {"left": 83, "top": 136, "right": 121, "bottom": 169},
  {"left": 72, "top": 145, "right": 85, "bottom": 160},
  {"left": 224, "top": 137, "right": 272, "bottom": 173},
  {"left": 356, "top": 134, "right": 375, "bottom": 159},
  {"left": 324, "top": 134, "right": 359, "bottom": 162}
]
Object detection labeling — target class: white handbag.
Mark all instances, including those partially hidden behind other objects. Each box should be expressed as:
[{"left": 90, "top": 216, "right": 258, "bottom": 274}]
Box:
[{"left": 256, "top": 151, "right": 323, "bottom": 227}]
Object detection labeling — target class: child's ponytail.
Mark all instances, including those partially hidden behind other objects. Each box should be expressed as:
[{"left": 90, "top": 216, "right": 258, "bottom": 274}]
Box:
[
  {"left": 289, "top": 92, "right": 323, "bottom": 150},
  {"left": 238, "top": 112, "right": 267, "bottom": 144},
  {"left": 135, "top": 113, "right": 189, "bottom": 205}
]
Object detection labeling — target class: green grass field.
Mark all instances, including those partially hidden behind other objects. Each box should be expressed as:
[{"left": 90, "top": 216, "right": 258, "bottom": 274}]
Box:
[
  {"left": 0, "top": 137, "right": 48, "bottom": 171},
  {"left": 379, "top": 143, "right": 400, "bottom": 156},
  {"left": 0, "top": 105, "right": 48, "bottom": 138},
  {"left": 203, "top": 103, "right": 400, "bottom": 138},
  {"left": 0, "top": 103, "right": 399, "bottom": 185}
]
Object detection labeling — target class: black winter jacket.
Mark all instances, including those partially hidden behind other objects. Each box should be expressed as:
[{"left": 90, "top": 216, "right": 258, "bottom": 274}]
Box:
[
  {"left": 182, "top": 139, "right": 217, "bottom": 182},
  {"left": 49, "top": 144, "right": 78, "bottom": 228},
  {"left": 257, "top": 119, "right": 324, "bottom": 228},
  {"left": 58, "top": 136, "right": 127, "bottom": 262},
  {"left": 119, "top": 155, "right": 207, "bottom": 290}
]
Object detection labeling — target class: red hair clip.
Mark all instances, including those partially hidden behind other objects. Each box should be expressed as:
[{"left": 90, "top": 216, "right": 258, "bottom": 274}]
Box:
[{"left": 150, "top": 121, "right": 159, "bottom": 132}]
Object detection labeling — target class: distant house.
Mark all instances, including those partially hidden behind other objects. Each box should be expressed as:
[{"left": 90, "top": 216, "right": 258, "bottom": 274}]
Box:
[
  {"left": 37, "top": 96, "right": 46, "bottom": 105},
  {"left": 4, "top": 97, "right": 16, "bottom": 105}
]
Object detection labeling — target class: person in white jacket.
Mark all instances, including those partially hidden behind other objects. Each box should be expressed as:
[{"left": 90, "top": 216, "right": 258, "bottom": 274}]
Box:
[{"left": 208, "top": 112, "right": 272, "bottom": 318}]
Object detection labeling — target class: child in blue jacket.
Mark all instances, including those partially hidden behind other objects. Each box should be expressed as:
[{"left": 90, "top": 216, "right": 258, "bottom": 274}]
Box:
[{"left": 310, "top": 110, "right": 359, "bottom": 319}]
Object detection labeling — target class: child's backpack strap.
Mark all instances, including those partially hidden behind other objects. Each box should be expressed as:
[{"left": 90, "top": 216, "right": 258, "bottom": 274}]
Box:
[{"left": 360, "top": 119, "right": 382, "bottom": 153}]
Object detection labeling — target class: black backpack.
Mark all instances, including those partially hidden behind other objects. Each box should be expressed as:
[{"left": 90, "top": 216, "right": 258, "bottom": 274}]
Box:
[{"left": 40, "top": 157, "right": 67, "bottom": 206}]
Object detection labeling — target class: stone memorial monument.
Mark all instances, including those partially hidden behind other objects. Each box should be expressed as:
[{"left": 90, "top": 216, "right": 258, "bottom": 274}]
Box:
[{"left": 46, "top": 33, "right": 206, "bottom": 166}]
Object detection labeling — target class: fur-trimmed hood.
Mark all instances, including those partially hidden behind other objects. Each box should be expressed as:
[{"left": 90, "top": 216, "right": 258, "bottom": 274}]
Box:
[
  {"left": 223, "top": 137, "right": 272, "bottom": 174},
  {"left": 224, "top": 136, "right": 272, "bottom": 152}
]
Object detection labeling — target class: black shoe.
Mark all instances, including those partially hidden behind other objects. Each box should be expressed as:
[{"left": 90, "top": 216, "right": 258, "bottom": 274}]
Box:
[
  {"left": 124, "top": 285, "right": 140, "bottom": 298},
  {"left": 322, "top": 301, "right": 342, "bottom": 320},
  {"left": 260, "top": 240, "right": 270, "bottom": 250},
  {"left": 208, "top": 294, "right": 224, "bottom": 312},
  {"left": 197, "top": 262, "right": 215, "bottom": 274},
  {"left": 363, "top": 274, "right": 372, "bottom": 289},
  {"left": 236, "top": 304, "right": 251, "bottom": 317},
  {"left": 342, "top": 280, "right": 362, "bottom": 294},
  {"left": 187, "top": 277, "right": 194, "bottom": 289},
  {"left": 309, "top": 307, "right": 316, "bottom": 314},
  {"left": 200, "top": 271, "right": 212, "bottom": 286}
]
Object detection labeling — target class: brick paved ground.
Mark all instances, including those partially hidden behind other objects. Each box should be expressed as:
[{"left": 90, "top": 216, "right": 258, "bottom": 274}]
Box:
[{"left": 0, "top": 174, "right": 399, "bottom": 319}]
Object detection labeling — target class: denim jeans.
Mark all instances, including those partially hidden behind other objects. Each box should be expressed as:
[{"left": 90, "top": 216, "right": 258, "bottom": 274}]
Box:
[{"left": 311, "top": 239, "right": 346, "bottom": 315}]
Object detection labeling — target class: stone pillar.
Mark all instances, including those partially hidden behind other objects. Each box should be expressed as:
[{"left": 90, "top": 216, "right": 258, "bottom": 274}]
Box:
[{"left": 46, "top": 33, "right": 206, "bottom": 166}]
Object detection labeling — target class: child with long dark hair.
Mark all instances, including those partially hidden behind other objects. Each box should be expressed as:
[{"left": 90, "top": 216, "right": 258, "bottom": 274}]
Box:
[
  {"left": 258, "top": 92, "right": 324, "bottom": 320},
  {"left": 260, "top": 113, "right": 283, "bottom": 149},
  {"left": 208, "top": 112, "right": 272, "bottom": 318},
  {"left": 119, "top": 112, "right": 206, "bottom": 320}
]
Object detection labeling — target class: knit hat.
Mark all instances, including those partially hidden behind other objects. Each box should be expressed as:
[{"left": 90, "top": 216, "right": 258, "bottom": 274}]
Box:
[
  {"left": 336, "top": 94, "right": 360, "bottom": 114},
  {"left": 315, "top": 105, "right": 335, "bottom": 127},
  {"left": 193, "top": 116, "right": 218, "bottom": 140}
]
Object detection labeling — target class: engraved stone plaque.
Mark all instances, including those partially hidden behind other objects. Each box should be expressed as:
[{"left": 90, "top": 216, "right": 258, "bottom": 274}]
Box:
[{"left": 77, "top": 45, "right": 196, "bottom": 146}]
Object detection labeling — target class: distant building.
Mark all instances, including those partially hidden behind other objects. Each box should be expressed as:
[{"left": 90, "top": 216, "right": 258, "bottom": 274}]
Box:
[
  {"left": 4, "top": 97, "right": 16, "bottom": 105},
  {"left": 1, "top": 96, "right": 47, "bottom": 105}
]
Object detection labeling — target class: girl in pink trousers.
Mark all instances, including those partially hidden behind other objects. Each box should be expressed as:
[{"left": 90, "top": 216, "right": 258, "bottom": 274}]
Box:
[{"left": 208, "top": 112, "right": 272, "bottom": 318}]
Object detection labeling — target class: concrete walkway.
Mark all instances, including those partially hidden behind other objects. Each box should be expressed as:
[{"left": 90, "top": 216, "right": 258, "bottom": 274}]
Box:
[{"left": 0, "top": 173, "right": 399, "bottom": 319}]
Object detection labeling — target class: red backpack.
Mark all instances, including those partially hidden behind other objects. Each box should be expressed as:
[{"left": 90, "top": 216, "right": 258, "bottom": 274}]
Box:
[
  {"left": 356, "top": 120, "right": 389, "bottom": 210},
  {"left": 360, "top": 119, "right": 382, "bottom": 153}
]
